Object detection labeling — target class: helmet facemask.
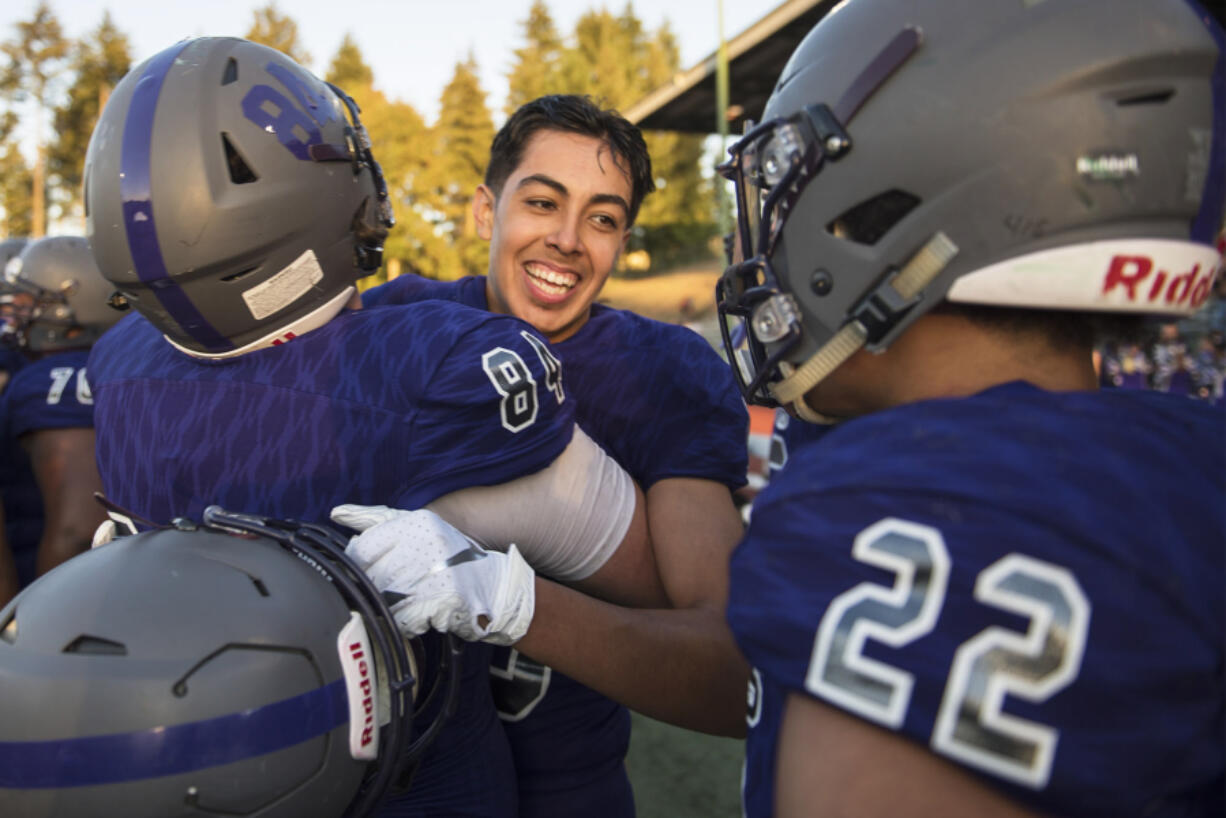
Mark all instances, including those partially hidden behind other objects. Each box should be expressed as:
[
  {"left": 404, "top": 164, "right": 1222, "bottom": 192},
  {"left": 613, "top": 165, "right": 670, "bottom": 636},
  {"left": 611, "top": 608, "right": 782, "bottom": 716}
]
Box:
[{"left": 717, "top": 27, "right": 945, "bottom": 417}]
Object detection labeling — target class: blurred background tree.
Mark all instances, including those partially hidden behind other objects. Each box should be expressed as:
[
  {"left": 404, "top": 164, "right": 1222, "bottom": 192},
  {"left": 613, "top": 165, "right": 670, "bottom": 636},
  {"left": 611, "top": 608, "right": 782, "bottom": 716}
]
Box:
[
  {"left": 1, "top": 0, "right": 68, "bottom": 237},
  {"left": 0, "top": 109, "right": 32, "bottom": 237},
  {"left": 47, "top": 12, "right": 130, "bottom": 224},
  {"left": 325, "top": 33, "right": 454, "bottom": 284},
  {"left": 428, "top": 55, "right": 496, "bottom": 280},
  {"left": 506, "top": 0, "right": 564, "bottom": 114},
  {"left": 244, "top": 1, "right": 311, "bottom": 66}
]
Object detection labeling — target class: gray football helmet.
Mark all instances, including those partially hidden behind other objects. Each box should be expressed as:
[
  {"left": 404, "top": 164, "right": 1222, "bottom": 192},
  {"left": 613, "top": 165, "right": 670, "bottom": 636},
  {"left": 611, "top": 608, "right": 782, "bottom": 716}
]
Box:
[
  {"left": 0, "top": 237, "right": 27, "bottom": 272},
  {"left": 717, "top": 0, "right": 1226, "bottom": 412},
  {"left": 0, "top": 237, "right": 27, "bottom": 349},
  {"left": 1, "top": 235, "right": 121, "bottom": 352},
  {"left": 0, "top": 506, "right": 460, "bottom": 818},
  {"left": 84, "top": 37, "right": 393, "bottom": 355}
]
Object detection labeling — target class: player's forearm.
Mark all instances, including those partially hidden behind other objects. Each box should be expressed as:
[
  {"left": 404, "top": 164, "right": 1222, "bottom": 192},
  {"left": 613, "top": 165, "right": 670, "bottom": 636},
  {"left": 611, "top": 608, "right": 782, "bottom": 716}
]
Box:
[
  {"left": 515, "top": 577, "right": 750, "bottom": 737},
  {"left": 26, "top": 428, "right": 105, "bottom": 575},
  {"left": 0, "top": 535, "right": 18, "bottom": 607},
  {"left": 34, "top": 515, "right": 97, "bottom": 575}
]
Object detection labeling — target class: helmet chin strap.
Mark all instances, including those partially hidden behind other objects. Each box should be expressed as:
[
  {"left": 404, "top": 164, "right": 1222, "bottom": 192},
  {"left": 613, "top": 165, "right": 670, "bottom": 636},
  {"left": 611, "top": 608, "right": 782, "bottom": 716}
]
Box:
[{"left": 769, "top": 232, "right": 959, "bottom": 423}]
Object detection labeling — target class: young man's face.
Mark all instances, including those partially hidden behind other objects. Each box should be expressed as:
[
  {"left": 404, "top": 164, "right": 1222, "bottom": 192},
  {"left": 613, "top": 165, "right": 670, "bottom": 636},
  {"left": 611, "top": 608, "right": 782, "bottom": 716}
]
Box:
[{"left": 475, "top": 129, "right": 633, "bottom": 342}]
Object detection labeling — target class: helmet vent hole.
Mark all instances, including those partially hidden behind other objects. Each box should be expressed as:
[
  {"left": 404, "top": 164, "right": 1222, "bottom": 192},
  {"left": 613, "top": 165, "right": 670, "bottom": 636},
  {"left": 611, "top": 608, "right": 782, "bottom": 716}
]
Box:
[
  {"left": 222, "top": 133, "right": 258, "bottom": 184},
  {"left": 251, "top": 578, "right": 270, "bottom": 597},
  {"left": 222, "top": 57, "right": 238, "bottom": 86},
  {"left": 63, "top": 635, "right": 127, "bottom": 656},
  {"left": 221, "top": 266, "right": 258, "bottom": 283},
  {"left": 1116, "top": 89, "right": 1174, "bottom": 107},
  {"left": 827, "top": 189, "right": 920, "bottom": 245}
]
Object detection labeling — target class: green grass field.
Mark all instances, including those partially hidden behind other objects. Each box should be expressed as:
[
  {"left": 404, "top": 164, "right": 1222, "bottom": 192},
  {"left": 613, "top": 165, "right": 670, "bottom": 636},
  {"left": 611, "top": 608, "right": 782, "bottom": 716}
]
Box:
[{"left": 625, "top": 713, "right": 744, "bottom": 817}]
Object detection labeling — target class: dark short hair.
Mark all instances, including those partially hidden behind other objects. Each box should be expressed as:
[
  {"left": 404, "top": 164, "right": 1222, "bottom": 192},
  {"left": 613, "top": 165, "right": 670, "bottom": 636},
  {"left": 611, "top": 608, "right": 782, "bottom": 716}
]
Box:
[
  {"left": 931, "top": 302, "right": 1144, "bottom": 350},
  {"left": 484, "top": 94, "right": 655, "bottom": 226}
]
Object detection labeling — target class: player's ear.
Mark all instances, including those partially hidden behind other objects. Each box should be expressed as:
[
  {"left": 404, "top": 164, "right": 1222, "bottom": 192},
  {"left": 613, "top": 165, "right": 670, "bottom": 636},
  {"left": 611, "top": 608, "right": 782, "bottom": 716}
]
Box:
[{"left": 473, "top": 185, "right": 496, "bottom": 241}]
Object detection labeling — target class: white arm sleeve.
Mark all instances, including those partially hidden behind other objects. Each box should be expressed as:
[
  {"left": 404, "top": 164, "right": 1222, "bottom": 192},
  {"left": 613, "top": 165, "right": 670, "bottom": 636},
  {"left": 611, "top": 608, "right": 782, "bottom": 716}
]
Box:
[{"left": 425, "top": 425, "right": 635, "bottom": 582}]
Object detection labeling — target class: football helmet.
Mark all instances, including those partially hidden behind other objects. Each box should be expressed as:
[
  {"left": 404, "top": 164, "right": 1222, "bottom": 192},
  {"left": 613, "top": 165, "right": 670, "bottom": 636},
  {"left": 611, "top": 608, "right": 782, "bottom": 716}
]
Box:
[
  {"left": 718, "top": 0, "right": 1226, "bottom": 416},
  {"left": 84, "top": 36, "right": 394, "bottom": 357},
  {"left": 0, "top": 506, "right": 460, "bottom": 818},
  {"left": 0, "top": 237, "right": 27, "bottom": 272},
  {"left": 0, "top": 237, "right": 27, "bottom": 348},
  {"left": 1, "top": 235, "right": 122, "bottom": 353}
]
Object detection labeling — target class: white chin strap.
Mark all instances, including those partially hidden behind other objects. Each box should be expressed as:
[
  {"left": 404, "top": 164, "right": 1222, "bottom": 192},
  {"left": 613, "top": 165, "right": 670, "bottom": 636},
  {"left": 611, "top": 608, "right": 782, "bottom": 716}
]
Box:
[
  {"left": 165, "top": 286, "right": 355, "bottom": 360},
  {"left": 769, "top": 232, "right": 959, "bottom": 424}
]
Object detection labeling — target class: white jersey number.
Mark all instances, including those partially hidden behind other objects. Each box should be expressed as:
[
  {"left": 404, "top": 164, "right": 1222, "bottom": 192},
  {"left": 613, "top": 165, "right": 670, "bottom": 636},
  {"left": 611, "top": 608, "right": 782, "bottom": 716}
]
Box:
[
  {"left": 806, "top": 518, "right": 1090, "bottom": 789},
  {"left": 483, "top": 348, "right": 538, "bottom": 432},
  {"left": 46, "top": 367, "right": 92, "bottom": 406},
  {"left": 520, "top": 331, "right": 564, "bottom": 404},
  {"left": 482, "top": 339, "right": 565, "bottom": 433}
]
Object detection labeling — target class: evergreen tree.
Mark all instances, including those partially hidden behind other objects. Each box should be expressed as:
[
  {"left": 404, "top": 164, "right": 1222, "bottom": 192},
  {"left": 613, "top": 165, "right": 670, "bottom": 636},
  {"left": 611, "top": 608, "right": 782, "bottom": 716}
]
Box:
[
  {"left": 48, "top": 12, "right": 131, "bottom": 225},
  {"left": 365, "top": 96, "right": 456, "bottom": 283},
  {"left": 0, "top": 110, "right": 31, "bottom": 236},
  {"left": 0, "top": 1, "right": 69, "bottom": 237},
  {"left": 245, "top": 2, "right": 311, "bottom": 66},
  {"left": 321, "top": 35, "right": 449, "bottom": 285},
  {"left": 558, "top": 4, "right": 715, "bottom": 271},
  {"left": 428, "top": 56, "right": 494, "bottom": 279},
  {"left": 325, "top": 33, "right": 373, "bottom": 90},
  {"left": 505, "top": 0, "right": 564, "bottom": 114}
]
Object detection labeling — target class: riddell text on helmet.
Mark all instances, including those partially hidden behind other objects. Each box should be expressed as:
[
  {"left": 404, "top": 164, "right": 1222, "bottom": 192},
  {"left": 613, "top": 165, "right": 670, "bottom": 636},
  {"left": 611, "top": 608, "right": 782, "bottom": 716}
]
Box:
[
  {"left": 349, "top": 640, "right": 377, "bottom": 750},
  {"left": 1101, "top": 254, "right": 1217, "bottom": 309}
]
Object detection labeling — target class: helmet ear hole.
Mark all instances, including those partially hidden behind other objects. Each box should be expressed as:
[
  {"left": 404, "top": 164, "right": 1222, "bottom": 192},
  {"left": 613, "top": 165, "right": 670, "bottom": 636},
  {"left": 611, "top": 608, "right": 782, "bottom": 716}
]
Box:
[
  {"left": 222, "top": 133, "right": 258, "bottom": 184},
  {"left": 826, "top": 189, "right": 920, "bottom": 245},
  {"left": 1115, "top": 88, "right": 1174, "bottom": 107}
]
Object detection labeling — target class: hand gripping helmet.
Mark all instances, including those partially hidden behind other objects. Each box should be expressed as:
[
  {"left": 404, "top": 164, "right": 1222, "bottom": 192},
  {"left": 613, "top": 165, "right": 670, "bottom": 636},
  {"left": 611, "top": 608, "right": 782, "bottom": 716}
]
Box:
[
  {"left": 1, "top": 235, "right": 122, "bottom": 353},
  {"left": 717, "top": 0, "right": 1226, "bottom": 419},
  {"left": 0, "top": 506, "right": 461, "bottom": 818},
  {"left": 84, "top": 36, "right": 394, "bottom": 357}
]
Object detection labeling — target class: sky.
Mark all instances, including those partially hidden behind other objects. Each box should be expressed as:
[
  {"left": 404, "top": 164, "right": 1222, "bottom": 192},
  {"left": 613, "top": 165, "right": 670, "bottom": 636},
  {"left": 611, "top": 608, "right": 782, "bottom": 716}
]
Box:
[{"left": 0, "top": 0, "right": 783, "bottom": 122}]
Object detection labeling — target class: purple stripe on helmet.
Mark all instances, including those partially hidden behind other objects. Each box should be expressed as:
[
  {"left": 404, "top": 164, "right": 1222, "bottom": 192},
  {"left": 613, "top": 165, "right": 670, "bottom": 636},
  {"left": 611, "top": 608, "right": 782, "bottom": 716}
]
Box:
[
  {"left": 121, "top": 40, "right": 234, "bottom": 352},
  {"left": 0, "top": 678, "right": 348, "bottom": 787},
  {"left": 1188, "top": 0, "right": 1226, "bottom": 246}
]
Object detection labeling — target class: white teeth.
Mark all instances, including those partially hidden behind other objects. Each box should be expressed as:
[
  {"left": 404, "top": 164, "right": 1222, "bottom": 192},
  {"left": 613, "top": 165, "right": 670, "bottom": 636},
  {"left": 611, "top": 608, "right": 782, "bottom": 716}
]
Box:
[{"left": 525, "top": 264, "right": 577, "bottom": 295}]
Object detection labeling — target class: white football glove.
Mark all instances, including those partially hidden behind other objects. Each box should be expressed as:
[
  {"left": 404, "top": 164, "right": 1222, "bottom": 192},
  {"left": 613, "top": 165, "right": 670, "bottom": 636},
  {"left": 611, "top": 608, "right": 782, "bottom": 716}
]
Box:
[{"left": 331, "top": 505, "right": 535, "bottom": 646}]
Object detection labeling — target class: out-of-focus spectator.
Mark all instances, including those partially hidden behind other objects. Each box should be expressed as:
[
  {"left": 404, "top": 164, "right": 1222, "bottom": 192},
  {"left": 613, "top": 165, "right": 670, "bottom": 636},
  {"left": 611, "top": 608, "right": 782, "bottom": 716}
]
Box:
[
  {"left": 1101, "top": 341, "right": 1152, "bottom": 389},
  {"left": 1201, "top": 274, "right": 1226, "bottom": 335},
  {"left": 1151, "top": 322, "right": 1195, "bottom": 396},
  {"left": 1194, "top": 330, "right": 1226, "bottom": 404}
]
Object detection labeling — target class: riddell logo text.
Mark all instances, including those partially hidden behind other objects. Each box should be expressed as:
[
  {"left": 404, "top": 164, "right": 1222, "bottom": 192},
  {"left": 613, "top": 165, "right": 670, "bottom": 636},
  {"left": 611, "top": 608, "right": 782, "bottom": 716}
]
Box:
[
  {"left": 349, "top": 641, "right": 375, "bottom": 748},
  {"left": 1101, "top": 255, "right": 1217, "bottom": 309}
]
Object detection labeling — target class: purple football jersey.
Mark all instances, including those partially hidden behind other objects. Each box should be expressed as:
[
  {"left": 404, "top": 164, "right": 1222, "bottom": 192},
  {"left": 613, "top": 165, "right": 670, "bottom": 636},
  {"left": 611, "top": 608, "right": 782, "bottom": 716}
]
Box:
[
  {"left": 729, "top": 382, "right": 1225, "bottom": 818},
  {"left": 365, "top": 274, "right": 750, "bottom": 817},
  {"left": 88, "top": 303, "right": 576, "bottom": 817}
]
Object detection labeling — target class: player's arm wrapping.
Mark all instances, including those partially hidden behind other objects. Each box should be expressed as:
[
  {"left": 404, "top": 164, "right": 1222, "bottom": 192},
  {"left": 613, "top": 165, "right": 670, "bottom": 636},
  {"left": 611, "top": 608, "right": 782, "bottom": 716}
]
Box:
[
  {"left": 427, "top": 425, "right": 664, "bottom": 609},
  {"left": 335, "top": 425, "right": 664, "bottom": 612}
]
